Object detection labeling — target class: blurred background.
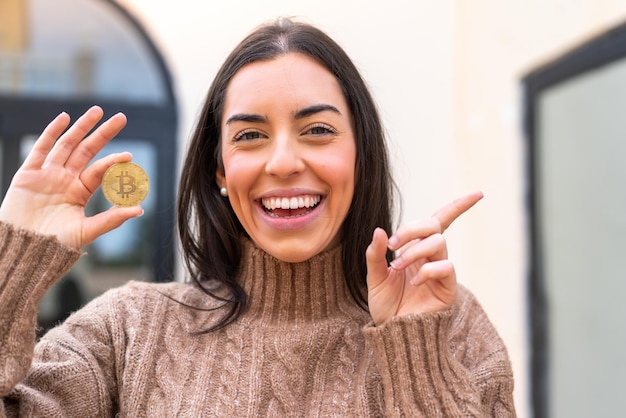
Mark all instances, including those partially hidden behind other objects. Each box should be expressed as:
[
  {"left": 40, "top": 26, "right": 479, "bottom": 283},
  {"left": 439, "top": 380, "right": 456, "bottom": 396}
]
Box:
[{"left": 2, "top": 0, "right": 626, "bottom": 416}]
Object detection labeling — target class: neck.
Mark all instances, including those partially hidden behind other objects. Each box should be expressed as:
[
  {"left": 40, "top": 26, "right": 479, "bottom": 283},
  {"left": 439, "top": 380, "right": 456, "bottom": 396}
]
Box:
[{"left": 237, "top": 239, "right": 366, "bottom": 324}]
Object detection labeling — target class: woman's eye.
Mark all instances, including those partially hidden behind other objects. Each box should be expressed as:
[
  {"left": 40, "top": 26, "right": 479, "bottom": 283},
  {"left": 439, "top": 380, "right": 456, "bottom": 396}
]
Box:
[
  {"left": 234, "top": 130, "right": 263, "bottom": 141},
  {"left": 305, "top": 124, "right": 335, "bottom": 136}
]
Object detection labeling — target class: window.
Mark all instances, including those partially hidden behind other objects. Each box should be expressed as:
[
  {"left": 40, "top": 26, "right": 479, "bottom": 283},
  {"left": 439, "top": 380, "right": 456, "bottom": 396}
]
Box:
[
  {"left": 0, "top": 0, "right": 178, "bottom": 333},
  {"left": 524, "top": 21, "right": 626, "bottom": 418}
]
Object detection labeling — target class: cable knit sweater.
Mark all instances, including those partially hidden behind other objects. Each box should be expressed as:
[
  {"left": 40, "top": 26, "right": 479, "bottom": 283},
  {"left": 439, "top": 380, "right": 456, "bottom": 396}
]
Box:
[{"left": 0, "top": 221, "right": 516, "bottom": 417}]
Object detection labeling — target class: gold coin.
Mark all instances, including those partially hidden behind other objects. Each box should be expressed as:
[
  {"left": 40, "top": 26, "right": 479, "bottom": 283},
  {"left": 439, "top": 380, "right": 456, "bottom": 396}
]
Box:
[{"left": 101, "top": 162, "right": 150, "bottom": 207}]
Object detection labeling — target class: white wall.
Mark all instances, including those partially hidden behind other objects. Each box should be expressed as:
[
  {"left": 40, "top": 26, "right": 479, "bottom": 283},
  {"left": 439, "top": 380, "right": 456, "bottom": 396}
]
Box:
[
  {"left": 117, "top": 0, "right": 458, "bottom": 217},
  {"left": 115, "top": 1, "right": 626, "bottom": 416}
]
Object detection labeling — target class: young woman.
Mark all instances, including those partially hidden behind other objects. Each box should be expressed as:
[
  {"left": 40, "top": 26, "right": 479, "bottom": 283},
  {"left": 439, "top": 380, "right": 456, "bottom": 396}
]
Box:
[{"left": 0, "top": 19, "right": 516, "bottom": 416}]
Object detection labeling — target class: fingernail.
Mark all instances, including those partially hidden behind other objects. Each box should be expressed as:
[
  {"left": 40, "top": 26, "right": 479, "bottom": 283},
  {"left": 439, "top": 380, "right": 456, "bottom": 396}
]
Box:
[
  {"left": 389, "top": 258, "right": 402, "bottom": 269},
  {"left": 388, "top": 235, "right": 399, "bottom": 249}
]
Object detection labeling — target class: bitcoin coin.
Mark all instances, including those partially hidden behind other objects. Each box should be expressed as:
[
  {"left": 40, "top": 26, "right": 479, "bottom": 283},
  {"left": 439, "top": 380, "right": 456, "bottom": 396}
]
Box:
[{"left": 101, "top": 162, "right": 150, "bottom": 207}]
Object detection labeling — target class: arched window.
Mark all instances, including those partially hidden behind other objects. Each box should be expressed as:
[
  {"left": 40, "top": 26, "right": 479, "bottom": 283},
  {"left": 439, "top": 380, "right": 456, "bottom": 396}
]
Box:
[
  {"left": 0, "top": 0, "right": 178, "bottom": 332},
  {"left": 524, "top": 20, "right": 626, "bottom": 418}
]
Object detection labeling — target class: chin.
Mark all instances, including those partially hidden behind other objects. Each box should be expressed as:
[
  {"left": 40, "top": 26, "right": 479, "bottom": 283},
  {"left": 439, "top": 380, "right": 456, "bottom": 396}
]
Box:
[
  {"left": 258, "top": 240, "right": 333, "bottom": 263},
  {"left": 269, "top": 249, "right": 320, "bottom": 263}
]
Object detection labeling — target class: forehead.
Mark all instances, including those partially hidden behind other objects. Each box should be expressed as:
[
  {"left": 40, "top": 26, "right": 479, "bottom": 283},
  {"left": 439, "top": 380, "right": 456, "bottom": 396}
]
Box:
[{"left": 223, "top": 53, "right": 349, "bottom": 114}]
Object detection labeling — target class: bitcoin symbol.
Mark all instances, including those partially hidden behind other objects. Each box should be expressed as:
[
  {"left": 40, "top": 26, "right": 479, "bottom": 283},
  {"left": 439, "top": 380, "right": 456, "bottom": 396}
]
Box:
[
  {"left": 102, "top": 162, "right": 150, "bottom": 207},
  {"left": 116, "top": 171, "right": 137, "bottom": 198}
]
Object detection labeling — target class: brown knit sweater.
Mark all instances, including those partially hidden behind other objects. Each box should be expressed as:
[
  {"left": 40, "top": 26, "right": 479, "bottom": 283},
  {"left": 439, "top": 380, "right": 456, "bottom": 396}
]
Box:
[{"left": 0, "top": 221, "right": 515, "bottom": 417}]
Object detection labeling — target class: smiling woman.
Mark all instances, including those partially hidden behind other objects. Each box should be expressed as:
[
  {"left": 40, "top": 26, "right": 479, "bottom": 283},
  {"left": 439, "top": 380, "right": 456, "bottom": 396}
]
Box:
[{"left": 0, "top": 18, "right": 516, "bottom": 416}]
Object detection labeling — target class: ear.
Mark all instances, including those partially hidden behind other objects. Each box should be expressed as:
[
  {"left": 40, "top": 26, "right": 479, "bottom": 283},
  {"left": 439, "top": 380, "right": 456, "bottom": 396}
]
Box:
[{"left": 216, "top": 167, "right": 226, "bottom": 189}]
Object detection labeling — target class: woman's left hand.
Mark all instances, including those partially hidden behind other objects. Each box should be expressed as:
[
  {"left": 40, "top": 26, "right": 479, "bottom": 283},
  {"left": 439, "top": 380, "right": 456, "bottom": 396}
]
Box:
[{"left": 366, "top": 191, "right": 483, "bottom": 325}]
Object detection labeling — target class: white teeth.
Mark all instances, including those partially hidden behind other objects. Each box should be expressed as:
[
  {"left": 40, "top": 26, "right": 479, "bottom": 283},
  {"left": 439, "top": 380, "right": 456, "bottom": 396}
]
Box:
[{"left": 261, "top": 195, "right": 321, "bottom": 210}]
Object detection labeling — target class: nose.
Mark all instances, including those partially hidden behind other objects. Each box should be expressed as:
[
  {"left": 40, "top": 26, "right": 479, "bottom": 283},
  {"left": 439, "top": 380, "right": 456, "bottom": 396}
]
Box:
[{"left": 264, "top": 136, "right": 305, "bottom": 178}]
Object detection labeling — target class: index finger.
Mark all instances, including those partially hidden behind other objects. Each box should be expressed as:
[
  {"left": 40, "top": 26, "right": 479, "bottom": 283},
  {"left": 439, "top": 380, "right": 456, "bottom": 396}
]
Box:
[{"left": 433, "top": 190, "right": 484, "bottom": 232}]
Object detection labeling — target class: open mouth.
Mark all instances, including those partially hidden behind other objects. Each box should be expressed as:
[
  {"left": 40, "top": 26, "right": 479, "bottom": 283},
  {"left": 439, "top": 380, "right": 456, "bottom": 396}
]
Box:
[{"left": 260, "top": 195, "right": 322, "bottom": 218}]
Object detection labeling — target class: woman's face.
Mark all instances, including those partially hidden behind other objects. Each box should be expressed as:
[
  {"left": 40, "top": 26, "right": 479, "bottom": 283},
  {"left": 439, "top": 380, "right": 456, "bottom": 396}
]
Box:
[{"left": 218, "top": 53, "right": 357, "bottom": 262}]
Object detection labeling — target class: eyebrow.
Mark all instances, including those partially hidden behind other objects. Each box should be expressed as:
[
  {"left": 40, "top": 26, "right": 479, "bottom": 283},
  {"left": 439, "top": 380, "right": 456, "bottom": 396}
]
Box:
[
  {"left": 225, "top": 104, "right": 342, "bottom": 125},
  {"left": 294, "top": 104, "right": 342, "bottom": 119},
  {"left": 225, "top": 113, "right": 267, "bottom": 125}
]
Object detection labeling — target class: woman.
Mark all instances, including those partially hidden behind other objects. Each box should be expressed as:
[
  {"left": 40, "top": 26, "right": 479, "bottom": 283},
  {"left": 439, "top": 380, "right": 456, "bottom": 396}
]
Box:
[{"left": 0, "top": 19, "right": 515, "bottom": 416}]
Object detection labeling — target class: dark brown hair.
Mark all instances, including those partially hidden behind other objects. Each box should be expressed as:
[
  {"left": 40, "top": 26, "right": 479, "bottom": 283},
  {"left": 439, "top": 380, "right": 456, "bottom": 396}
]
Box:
[{"left": 177, "top": 18, "right": 397, "bottom": 330}]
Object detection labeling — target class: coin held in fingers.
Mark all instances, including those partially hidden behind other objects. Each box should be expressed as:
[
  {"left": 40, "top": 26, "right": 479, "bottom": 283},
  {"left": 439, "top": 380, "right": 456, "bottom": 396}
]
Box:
[{"left": 102, "top": 162, "right": 149, "bottom": 207}]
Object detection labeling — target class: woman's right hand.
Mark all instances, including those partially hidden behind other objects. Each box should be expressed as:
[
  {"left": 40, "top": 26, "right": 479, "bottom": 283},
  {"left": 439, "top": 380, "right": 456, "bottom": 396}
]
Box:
[{"left": 0, "top": 106, "right": 143, "bottom": 249}]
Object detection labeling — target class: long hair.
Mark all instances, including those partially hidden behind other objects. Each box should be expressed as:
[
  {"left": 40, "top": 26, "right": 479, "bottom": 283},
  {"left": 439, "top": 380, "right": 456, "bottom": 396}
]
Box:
[{"left": 177, "top": 18, "right": 397, "bottom": 330}]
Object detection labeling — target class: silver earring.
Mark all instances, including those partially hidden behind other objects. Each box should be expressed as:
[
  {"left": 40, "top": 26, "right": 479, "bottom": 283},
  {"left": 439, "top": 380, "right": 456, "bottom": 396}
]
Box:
[{"left": 220, "top": 187, "right": 228, "bottom": 197}]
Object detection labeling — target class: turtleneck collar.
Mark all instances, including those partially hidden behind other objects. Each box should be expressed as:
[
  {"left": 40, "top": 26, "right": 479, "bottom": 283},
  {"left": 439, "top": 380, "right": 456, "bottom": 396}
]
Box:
[{"left": 237, "top": 239, "right": 367, "bottom": 325}]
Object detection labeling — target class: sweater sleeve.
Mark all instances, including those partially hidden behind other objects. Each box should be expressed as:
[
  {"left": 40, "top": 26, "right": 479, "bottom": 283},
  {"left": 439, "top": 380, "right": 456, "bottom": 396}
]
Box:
[
  {"left": 362, "top": 286, "right": 516, "bottom": 417},
  {"left": 0, "top": 222, "right": 103, "bottom": 416},
  {"left": 3, "top": 296, "right": 122, "bottom": 417}
]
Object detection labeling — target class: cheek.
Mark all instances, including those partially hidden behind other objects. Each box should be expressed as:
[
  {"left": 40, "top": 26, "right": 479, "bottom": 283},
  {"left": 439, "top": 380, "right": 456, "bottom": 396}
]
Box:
[
  {"left": 327, "top": 154, "right": 356, "bottom": 185},
  {"left": 326, "top": 163, "right": 356, "bottom": 207},
  {"left": 223, "top": 156, "right": 254, "bottom": 183},
  {"left": 222, "top": 157, "right": 262, "bottom": 217}
]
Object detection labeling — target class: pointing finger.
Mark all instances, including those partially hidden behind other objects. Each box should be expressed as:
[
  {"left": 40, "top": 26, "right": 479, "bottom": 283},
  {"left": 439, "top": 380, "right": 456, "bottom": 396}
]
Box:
[
  {"left": 387, "top": 191, "right": 483, "bottom": 252},
  {"left": 432, "top": 190, "right": 483, "bottom": 232}
]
